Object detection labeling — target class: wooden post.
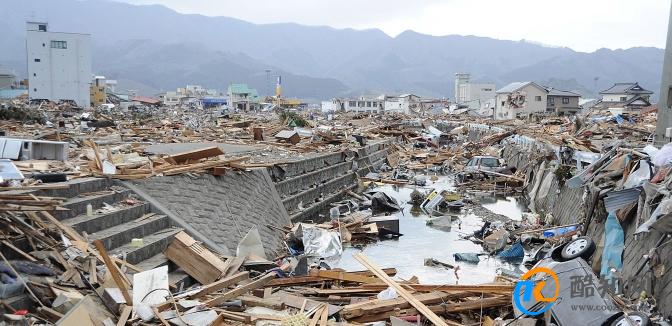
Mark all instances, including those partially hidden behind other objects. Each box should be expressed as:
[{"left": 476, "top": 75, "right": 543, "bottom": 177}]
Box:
[{"left": 93, "top": 240, "right": 133, "bottom": 306}]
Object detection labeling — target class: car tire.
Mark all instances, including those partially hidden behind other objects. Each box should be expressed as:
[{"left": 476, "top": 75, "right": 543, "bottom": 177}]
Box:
[
  {"left": 560, "top": 236, "right": 596, "bottom": 261},
  {"left": 610, "top": 312, "right": 652, "bottom": 326}
]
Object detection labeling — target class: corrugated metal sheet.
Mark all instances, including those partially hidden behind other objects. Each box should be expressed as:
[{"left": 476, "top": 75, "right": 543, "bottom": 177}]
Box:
[{"left": 604, "top": 187, "right": 642, "bottom": 213}]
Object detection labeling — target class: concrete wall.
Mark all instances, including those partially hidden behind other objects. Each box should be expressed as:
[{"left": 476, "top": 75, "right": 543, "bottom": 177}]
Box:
[
  {"left": 128, "top": 168, "right": 290, "bottom": 258},
  {"left": 271, "top": 141, "right": 391, "bottom": 222}
]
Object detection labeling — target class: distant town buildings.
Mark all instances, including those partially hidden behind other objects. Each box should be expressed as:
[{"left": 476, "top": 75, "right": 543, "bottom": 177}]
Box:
[
  {"left": 0, "top": 66, "right": 16, "bottom": 89},
  {"left": 26, "top": 22, "right": 91, "bottom": 107},
  {"left": 545, "top": 87, "right": 581, "bottom": 116},
  {"left": 322, "top": 94, "right": 425, "bottom": 114},
  {"left": 597, "top": 82, "right": 653, "bottom": 112},
  {"left": 495, "top": 82, "right": 548, "bottom": 119},
  {"left": 493, "top": 81, "right": 586, "bottom": 119},
  {"left": 227, "top": 83, "right": 260, "bottom": 111},
  {"left": 454, "top": 73, "right": 496, "bottom": 104},
  {"left": 160, "top": 84, "right": 226, "bottom": 107},
  {"left": 384, "top": 94, "right": 421, "bottom": 114}
]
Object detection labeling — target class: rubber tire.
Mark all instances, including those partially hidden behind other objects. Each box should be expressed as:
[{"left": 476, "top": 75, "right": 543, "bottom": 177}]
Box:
[
  {"left": 560, "top": 236, "right": 596, "bottom": 261},
  {"left": 610, "top": 312, "right": 652, "bottom": 326}
]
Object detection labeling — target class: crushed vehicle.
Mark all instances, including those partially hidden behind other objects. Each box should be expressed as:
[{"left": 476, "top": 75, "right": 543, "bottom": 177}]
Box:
[
  {"left": 456, "top": 155, "right": 512, "bottom": 182},
  {"left": 513, "top": 236, "right": 652, "bottom": 326}
]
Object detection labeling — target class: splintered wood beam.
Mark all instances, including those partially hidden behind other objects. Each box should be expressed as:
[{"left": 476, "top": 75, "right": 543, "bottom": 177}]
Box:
[
  {"left": 353, "top": 253, "right": 460, "bottom": 326},
  {"left": 205, "top": 273, "right": 275, "bottom": 307},
  {"left": 165, "top": 146, "right": 224, "bottom": 164},
  {"left": 93, "top": 240, "right": 133, "bottom": 306}
]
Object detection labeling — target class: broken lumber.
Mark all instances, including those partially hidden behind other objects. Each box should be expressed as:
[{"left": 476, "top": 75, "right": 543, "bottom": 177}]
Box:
[
  {"left": 353, "top": 253, "right": 459, "bottom": 326},
  {"left": 164, "top": 231, "right": 229, "bottom": 284},
  {"left": 205, "top": 273, "right": 275, "bottom": 307}
]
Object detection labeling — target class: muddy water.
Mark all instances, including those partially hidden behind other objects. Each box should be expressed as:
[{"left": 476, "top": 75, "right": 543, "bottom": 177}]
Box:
[{"left": 334, "top": 175, "right": 525, "bottom": 284}]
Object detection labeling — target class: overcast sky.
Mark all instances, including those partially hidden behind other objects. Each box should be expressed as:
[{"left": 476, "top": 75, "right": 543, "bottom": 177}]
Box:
[{"left": 116, "top": 0, "right": 670, "bottom": 52}]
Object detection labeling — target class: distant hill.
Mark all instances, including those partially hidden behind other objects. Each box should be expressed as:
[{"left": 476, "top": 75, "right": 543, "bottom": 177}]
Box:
[{"left": 0, "top": 0, "right": 664, "bottom": 100}]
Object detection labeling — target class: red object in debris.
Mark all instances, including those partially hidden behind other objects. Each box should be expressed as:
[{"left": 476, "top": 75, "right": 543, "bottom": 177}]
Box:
[
  {"left": 398, "top": 315, "right": 419, "bottom": 322},
  {"left": 13, "top": 310, "right": 28, "bottom": 316}
]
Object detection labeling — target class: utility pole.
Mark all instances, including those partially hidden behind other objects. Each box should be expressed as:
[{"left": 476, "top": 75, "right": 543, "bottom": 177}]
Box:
[
  {"left": 265, "top": 69, "right": 272, "bottom": 98},
  {"left": 655, "top": 1, "right": 672, "bottom": 145}
]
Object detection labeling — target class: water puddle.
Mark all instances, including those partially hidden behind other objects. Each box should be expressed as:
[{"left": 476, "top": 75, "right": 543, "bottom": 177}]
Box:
[
  {"left": 334, "top": 175, "right": 524, "bottom": 284},
  {"left": 480, "top": 195, "right": 527, "bottom": 221}
]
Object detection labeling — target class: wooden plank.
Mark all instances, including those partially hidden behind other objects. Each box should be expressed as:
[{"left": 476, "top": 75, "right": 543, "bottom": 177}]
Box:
[
  {"left": 205, "top": 273, "right": 275, "bottom": 307},
  {"left": 116, "top": 305, "right": 132, "bottom": 326},
  {"left": 342, "top": 291, "right": 472, "bottom": 319},
  {"left": 309, "top": 269, "right": 379, "bottom": 284},
  {"left": 37, "top": 306, "right": 64, "bottom": 323},
  {"left": 240, "top": 295, "right": 284, "bottom": 310},
  {"left": 164, "top": 231, "right": 229, "bottom": 284},
  {"left": 165, "top": 146, "right": 224, "bottom": 164},
  {"left": 275, "top": 291, "right": 342, "bottom": 316},
  {"left": 319, "top": 304, "right": 328, "bottom": 326},
  {"left": 189, "top": 272, "right": 249, "bottom": 299},
  {"left": 2, "top": 240, "right": 37, "bottom": 262},
  {"left": 361, "top": 283, "right": 514, "bottom": 294},
  {"left": 266, "top": 276, "right": 325, "bottom": 287},
  {"left": 93, "top": 240, "right": 133, "bottom": 306},
  {"left": 353, "top": 253, "right": 458, "bottom": 326},
  {"left": 308, "top": 304, "right": 324, "bottom": 326}
]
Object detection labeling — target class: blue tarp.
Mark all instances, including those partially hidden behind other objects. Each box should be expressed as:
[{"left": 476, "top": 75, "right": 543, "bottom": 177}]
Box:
[
  {"left": 601, "top": 212, "right": 624, "bottom": 280},
  {"left": 498, "top": 242, "right": 525, "bottom": 261}
]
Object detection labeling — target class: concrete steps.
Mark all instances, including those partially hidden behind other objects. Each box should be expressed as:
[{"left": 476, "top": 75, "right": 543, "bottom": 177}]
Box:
[
  {"left": 109, "top": 228, "right": 183, "bottom": 265},
  {"left": 65, "top": 202, "right": 152, "bottom": 234},
  {"left": 45, "top": 178, "right": 191, "bottom": 286},
  {"left": 88, "top": 214, "right": 171, "bottom": 251},
  {"left": 53, "top": 188, "right": 134, "bottom": 220}
]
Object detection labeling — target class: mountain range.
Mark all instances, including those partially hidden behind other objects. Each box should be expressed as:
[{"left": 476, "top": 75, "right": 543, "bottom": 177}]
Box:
[{"left": 0, "top": 0, "right": 665, "bottom": 101}]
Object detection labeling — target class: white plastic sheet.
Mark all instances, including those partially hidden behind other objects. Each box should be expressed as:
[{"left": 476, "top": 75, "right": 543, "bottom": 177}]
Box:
[
  {"left": 653, "top": 142, "right": 672, "bottom": 167},
  {"left": 635, "top": 198, "right": 672, "bottom": 234},
  {"left": 623, "top": 161, "right": 652, "bottom": 189},
  {"left": 299, "top": 223, "right": 342, "bottom": 265},
  {"left": 377, "top": 287, "right": 399, "bottom": 300},
  {"left": 237, "top": 227, "right": 267, "bottom": 260}
]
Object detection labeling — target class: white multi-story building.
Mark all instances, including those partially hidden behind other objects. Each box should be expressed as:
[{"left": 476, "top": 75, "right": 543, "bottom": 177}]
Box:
[
  {"left": 384, "top": 94, "right": 420, "bottom": 114},
  {"left": 26, "top": 22, "right": 91, "bottom": 107},
  {"left": 454, "top": 73, "right": 495, "bottom": 104},
  {"left": 495, "top": 82, "right": 547, "bottom": 120},
  {"left": 321, "top": 97, "right": 384, "bottom": 113}
]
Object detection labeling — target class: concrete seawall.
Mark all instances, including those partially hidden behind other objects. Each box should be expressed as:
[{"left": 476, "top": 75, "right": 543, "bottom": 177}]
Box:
[
  {"left": 122, "top": 141, "right": 392, "bottom": 258},
  {"left": 126, "top": 168, "right": 290, "bottom": 258}
]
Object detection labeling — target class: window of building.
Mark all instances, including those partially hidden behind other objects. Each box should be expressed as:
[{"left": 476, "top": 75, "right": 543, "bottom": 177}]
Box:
[
  {"left": 38, "top": 24, "right": 46, "bottom": 32},
  {"left": 348, "top": 101, "right": 356, "bottom": 107},
  {"left": 620, "top": 96, "right": 627, "bottom": 102},
  {"left": 366, "top": 101, "right": 372, "bottom": 107},
  {"left": 34, "top": 58, "right": 40, "bottom": 62},
  {"left": 482, "top": 88, "right": 492, "bottom": 91},
  {"left": 549, "top": 97, "right": 555, "bottom": 105},
  {"left": 562, "top": 97, "right": 569, "bottom": 104},
  {"left": 358, "top": 101, "right": 364, "bottom": 107},
  {"left": 33, "top": 88, "right": 37, "bottom": 92},
  {"left": 50, "top": 40, "right": 67, "bottom": 49},
  {"left": 535, "top": 96, "right": 542, "bottom": 101},
  {"left": 42, "top": 43, "right": 45, "bottom": 47},
  {"left": 501, "top": 101, "right": 505, "bottom": 106},
  {"left": 33, "top": 73, "right": 36, "bottom": 77}
]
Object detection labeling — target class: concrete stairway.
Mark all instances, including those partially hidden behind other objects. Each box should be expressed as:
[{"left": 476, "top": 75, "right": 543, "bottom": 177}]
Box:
[{"left": 37, "top": 177, "right": 191, "bottom": 288}]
